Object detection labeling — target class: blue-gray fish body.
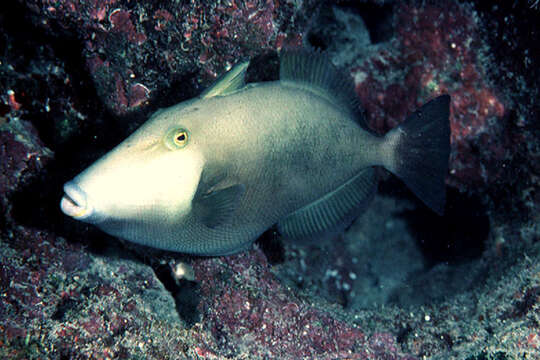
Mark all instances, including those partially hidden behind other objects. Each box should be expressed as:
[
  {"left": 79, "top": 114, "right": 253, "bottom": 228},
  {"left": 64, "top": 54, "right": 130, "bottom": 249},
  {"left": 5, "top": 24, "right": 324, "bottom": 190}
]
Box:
[{"left": 61, "top": 51, "right": 450, "bottom": 255}]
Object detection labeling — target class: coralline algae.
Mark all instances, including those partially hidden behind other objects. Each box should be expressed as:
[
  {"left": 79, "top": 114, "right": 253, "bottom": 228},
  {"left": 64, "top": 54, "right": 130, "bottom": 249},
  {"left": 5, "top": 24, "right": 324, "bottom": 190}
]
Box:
[{"left": 1, "top": 0, "right": 539, "bottom": 359}]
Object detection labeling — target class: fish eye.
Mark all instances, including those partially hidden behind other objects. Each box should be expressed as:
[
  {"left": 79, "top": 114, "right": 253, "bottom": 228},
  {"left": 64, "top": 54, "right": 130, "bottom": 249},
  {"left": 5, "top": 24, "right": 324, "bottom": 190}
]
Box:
[
  {"left": 174, "top": 130, "right": 188, "bottom": 146},
  {"left": 165, "top": 128, "right": 189, "bottom": 149}
]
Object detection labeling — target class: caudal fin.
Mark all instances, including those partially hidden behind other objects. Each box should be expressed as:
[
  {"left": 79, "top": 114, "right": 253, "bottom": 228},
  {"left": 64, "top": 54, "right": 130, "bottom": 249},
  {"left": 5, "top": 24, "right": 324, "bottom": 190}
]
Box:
[{"left": 384, "top": 95, "right": 451, "bottom": 215}]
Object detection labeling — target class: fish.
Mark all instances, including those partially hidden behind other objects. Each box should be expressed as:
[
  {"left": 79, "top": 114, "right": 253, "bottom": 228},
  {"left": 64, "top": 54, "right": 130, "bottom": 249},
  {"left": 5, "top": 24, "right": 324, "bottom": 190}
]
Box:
[{"left": 60, "top": 50, "right": 450, "bottom": 256}]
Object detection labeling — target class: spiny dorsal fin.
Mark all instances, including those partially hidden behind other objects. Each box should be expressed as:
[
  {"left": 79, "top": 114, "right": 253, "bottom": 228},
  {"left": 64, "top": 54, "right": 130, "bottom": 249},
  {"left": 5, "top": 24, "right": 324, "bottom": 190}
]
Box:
[
  {"left": 200, "top": 61, "right": 250, "bottom": 99},
  {"left": 279, "top": 50, "right": 369, "bottom": 131},
  {"left": 277, "top": 167, "right": 377, "bottom": 240}
]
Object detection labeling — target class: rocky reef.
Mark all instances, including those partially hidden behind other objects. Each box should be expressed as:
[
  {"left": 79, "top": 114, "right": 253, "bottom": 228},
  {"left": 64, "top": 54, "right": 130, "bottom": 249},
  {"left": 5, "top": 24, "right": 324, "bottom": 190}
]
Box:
[{"left": 1, "top": 0, "right": 539, "bottom": 359}]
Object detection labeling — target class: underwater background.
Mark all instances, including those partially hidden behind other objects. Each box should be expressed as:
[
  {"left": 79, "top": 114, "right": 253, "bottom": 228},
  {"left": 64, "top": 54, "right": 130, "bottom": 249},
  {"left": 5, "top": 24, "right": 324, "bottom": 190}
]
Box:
[{"left": 1, "top": 0, "right": 539, "bottom": 359}]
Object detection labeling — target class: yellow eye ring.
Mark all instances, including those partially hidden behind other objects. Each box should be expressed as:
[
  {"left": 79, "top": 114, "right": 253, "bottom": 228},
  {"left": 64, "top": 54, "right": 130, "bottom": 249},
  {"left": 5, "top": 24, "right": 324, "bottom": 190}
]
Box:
[
  {"left": 174, "top": 130, "right": 188, "bottom": 147},
  {"left": 165, "top": 128, "right": 189, "bottom": 149}
]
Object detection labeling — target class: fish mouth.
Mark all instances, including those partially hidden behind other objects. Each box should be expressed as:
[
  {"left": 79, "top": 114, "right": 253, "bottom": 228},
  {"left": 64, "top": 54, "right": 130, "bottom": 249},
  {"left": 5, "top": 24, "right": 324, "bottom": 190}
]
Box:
[{"left": 60, "top": 181, "right": 93, "bottom": 220}]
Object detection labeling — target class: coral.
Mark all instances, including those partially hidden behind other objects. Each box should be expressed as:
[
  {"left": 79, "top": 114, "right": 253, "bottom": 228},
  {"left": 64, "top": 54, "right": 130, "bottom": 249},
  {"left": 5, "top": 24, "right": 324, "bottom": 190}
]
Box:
[
  {"left": 351, "top": 2, "right": 512, "bottom": 192},
  {"left": 0, "top": 2, "right": 105, "bottom": 147},
  {"left": 192, "top": 248, "right": 415, "bottom": 359},
  {"left": 0, "top": 226, "right": 193, "bottom": 359},
  {"left": 21, "top": 0, "right": 304, "bottom": 115},
  {"left": 0, "top": 119, "right": 53, "bottom": 213},
  {"left": 345, "top": 0, "right": 540, "bottom": 228},
  {"left": 1, "top": 0, "right": 539, "bottom": 359}
]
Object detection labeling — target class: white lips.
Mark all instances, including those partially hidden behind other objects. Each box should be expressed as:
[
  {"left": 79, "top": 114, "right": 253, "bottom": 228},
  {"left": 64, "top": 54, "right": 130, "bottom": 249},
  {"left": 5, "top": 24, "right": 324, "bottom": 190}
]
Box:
[{"left": 60, "top": 182, "right": 92, "bottom": 219}]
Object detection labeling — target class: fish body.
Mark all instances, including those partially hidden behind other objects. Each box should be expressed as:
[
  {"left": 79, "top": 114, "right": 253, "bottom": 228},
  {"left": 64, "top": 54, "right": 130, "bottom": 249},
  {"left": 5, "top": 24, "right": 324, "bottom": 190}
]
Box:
[{"left": 61, "top": 51, "right": 450, "bottom": 255}]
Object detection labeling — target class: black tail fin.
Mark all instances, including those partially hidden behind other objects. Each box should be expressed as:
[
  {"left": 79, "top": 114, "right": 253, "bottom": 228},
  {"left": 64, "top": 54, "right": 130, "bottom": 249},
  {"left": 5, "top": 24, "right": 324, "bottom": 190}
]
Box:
[{"left": 384, "top": 95, "right": 451, "bottom": 215}]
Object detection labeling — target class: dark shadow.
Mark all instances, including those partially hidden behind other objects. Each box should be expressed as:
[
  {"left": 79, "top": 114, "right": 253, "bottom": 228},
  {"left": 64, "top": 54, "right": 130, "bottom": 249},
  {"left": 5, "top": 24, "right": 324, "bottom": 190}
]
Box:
[
  {"left": 306, "top": 2, "right": 394, "bottom": 50},
  {"left": 150, "top": 70, "right": 202, "bottom": 110},
  {"left": 245, "top": 51, "right": 280, "bottom": 83},
  {"left": 152, "top": 263, "right": 200, "bottom": 327},
  {"left": 8, "top": 122, "right": 123, "bottom": 242},
  {"left": 0, "top": 1, "right": 108, "bottom": 148},
  {"left": 400, "top": 187, "right": 488, "bottom": 267},
  {"left": 257, "top": 227, "right": 286, "bottom": 265},
  {"left": 354, "top": 2, "right": 394, "bottom": 44}
]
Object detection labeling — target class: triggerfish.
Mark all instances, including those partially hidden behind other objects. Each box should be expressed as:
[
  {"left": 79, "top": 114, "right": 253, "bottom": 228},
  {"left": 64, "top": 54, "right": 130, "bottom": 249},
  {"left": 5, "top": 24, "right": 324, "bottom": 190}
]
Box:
[{"left": 60, "top": 51, "right": 450, "bottom": 255}]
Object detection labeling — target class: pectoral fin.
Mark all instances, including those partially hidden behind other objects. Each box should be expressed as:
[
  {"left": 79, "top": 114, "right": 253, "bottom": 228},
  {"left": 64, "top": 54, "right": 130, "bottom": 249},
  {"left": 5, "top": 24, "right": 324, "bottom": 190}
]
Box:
[{"left": 194, "top": 183, "right": 245, "bottom": 228}]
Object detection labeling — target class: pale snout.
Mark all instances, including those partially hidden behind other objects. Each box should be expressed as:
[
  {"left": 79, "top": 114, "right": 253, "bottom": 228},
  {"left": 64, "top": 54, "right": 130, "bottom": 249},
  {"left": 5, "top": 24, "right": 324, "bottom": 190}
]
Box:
[{"left": 60, "top": 181, "right": 100, "bottom": 223}]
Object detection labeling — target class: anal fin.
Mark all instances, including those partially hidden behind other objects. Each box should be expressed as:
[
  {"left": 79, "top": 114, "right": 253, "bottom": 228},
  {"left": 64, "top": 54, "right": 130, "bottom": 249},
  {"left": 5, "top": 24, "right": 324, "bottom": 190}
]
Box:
[{"left": 277, "top": 167, "right": 377, "bottom": 240}]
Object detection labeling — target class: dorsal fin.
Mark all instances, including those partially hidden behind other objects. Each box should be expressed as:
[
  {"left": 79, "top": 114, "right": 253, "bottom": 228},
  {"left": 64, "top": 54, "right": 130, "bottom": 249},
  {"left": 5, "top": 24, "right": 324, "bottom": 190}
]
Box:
[
  {"left": 277, "top": 167, "right": 377, "bottom": 240},
  {"left": 200, "top": 61, "right": 250, "bottom": 99},
  {"left": 279, "top": 50, "right": 369, "bottom": 130}
]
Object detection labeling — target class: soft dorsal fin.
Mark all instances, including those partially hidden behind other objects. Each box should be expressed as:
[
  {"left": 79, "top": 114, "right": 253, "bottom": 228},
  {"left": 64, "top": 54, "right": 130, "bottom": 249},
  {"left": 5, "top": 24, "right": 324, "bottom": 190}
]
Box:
[
  {"left": 277, "top": 167, "right": 377, "bottom": 240},
  {"left": 200, "top": 61, "right": 250, "bottom": 99},
  {"left": 279, "top": 50, "right": 369, "bottom": 130}
]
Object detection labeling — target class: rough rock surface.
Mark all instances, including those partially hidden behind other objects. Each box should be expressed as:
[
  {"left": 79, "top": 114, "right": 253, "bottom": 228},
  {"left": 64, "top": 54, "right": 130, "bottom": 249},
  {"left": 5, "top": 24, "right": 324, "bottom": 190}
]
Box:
[{"left": 1, "top": 1, "right": 539, "bottom": 359}]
